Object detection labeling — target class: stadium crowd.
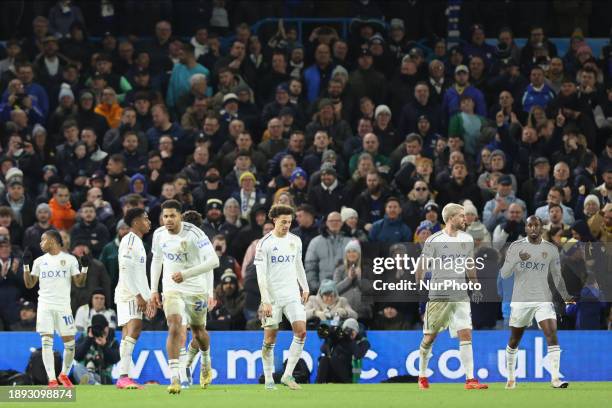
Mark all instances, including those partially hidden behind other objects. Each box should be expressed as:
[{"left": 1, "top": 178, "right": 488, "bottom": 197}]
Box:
[{"left": 0, "top": 0, "right": 611, "bottom": 335}]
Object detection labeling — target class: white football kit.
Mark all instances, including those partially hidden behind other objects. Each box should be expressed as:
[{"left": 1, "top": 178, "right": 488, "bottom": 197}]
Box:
[
  {"left": 30, "top": 252, "right": 81, "bottom": 336},
  {"left": 419, "top": 230, "right": 474, "bottom": 338},
  {"left": 115, "top": 232, "right": 151, "bottom": 326},
  {"left": 150, "top": 222, "right": 218, "bottom": 326},
  {"left": 500, "top": 238, "right": 569, "bottom": 328},
  {"left": 254, "top": 231, "right": 309, "bottom": 328}
]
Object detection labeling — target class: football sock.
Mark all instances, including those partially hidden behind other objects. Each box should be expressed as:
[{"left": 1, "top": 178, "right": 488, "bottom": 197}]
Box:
[
  {"left": 505, "top": 345, "right": 518, "bottom": 381},
  {"left": 42, "top": 336, "right": 56, "bottom": 381},
  {"left": 61, "top": 339, "right": 75, "bottom": 375},
  {"left": 459, "top": 341, "right": 474, "bottom": 380},
  {"left": 186, "top": 341, "right": 200, "bottom": 369},
  {"left": 168, "top": 359, "right": 180, "bottom": 382},
  {"left": 200, "top": 347, "right": 211, "bottom": 371},
  {"left": 119, "top": 336, "right": 136, "bottom": 377},
  {"left": 283, "top": 336, "right": 305, "bottom": 378},
  {"left": 179, "top": 347, "right": 188, "bottom": 382},
  {"left": 548, "top": 345, "right": 561, "bottom": 381},
  {"left": 262, "top": 341, "right": 275, "bottom": 384},
  {"left": 419, "top": 340, "right": 432, "bottom": 377}
]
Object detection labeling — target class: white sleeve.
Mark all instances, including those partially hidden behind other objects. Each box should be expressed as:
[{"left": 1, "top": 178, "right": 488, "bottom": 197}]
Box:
[
  {"left": 30, "top": 259, "right": 40, "bottom": 276},
  {"left": 120, "top": 240, "right": 143, "bottom": 296},
  {"left": 549, "top": 248, "right": 571, "bottom": 300},
  {"left": 182, "top": 232, "right": 219, "bottom": 279},
  {"left": 295, "top": 239, "right": 309, "bottom": 293},
  {"left": 150, "top": 230, "right": 163, "bottom": 293},
  {"left": 500, "top": 242, "right": 519, "bottom": 279},
  {"left": 255, "top": 240, "right": 272, "bottom": 304},
  {"left": 70, "top": 256, "right": 81, "bottom": 276}
]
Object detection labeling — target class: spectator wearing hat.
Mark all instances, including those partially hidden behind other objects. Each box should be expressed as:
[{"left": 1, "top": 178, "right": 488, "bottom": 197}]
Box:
[
  {"left": 333, "top": 240, "right": 372, "bottom": 320},
  {"left": 398, "top": 82, "right": 444, "bottom": 136},
  {"left": 387, "top": 18, "right": 412, "bottom": 65},
  {"left": 261, "top": 82, "right": 293, "bottom": 126},
  {"left": 442, "top": 64, "right": 487, "bottom": 120},
  {"left": 48, "top": 82, "right": 78, "bottom": 137},
  {"left": 10, "top": 300, "right": 37, "bottom": 331},
  {"left": 349, "top": 47, "right": 387, "bottom": 105},
  {"left": 423, "top": 201, "right": 443, "bottom": 232},
  {"left": 483, "top": 174, "right": 527, "bottom": 232},
  {"left": 277, "top": 167, "right": 308, "bottom": 207},
  {"left": 414, "top": 220, "right": 435, "bottom": 244},
  {"left": 212, "top": 269, "right": 246, "bottom": 330},
  {"left": 304, "top": 98, "right": 353, "bottom": 149},
  {"left": 305, "top": 279, "right": 358, "bottom": 322},
  {"left": 75, "top": 89, "right": 109, "bottom": 138},
  {"left": 340, "top": 207, "right": 368, "bottom": 242},
  {"left": 202, "top": 199, "right": 239, "bottom": 245},
  {"left": 463, "top": 201, "right": 491, "bottom": 243},
  {"left": 231, "top": 171, "right": 265, "bottom": 219},
  {"left": 0, "top": 178, "right": 35, "bottom": 228},
  {"left": 372, "top": 104, "right": 398, "bottom": 152},
  {"left": 368, "top": 197, "right": 412, "bottom": 244},
  {"left": 308, "top": 162, "right": 346, "bottom": 217}
]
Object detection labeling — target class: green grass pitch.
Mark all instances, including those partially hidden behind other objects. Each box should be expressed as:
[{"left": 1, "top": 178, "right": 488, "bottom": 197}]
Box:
[{"left": 3, "top": 383, "right": 611, "bottom": 408}]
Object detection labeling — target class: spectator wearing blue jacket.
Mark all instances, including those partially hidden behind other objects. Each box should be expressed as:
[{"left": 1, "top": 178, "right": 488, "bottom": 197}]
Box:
[
  {"left": 303, "top": 43, "right": 335, "bottom": 102},
  {"left": 1, "top": 63, "right": 49, "bottom": 119},
  {"left": 369, "top": 197, "right": 412, "bottom": 244},
  {"left": 441, "top": 65, "right": 487, "bottom": 121},
  {"left": 521, "top": 66, "right": 555, "bottom": 113}
]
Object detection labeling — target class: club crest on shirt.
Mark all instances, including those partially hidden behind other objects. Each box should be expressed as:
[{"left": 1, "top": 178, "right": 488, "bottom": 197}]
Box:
[
  {"left": 180, "top": 241, "right": 187, "bottom": 251},
  {"left": 289, "top": 242, "right": 295, "bottom": 250},
  {"left": 542, "top": 252, "right": 547, "bottom": 259},
  {"left": 60, "top": 260, "right": 66, "bottom": 266}
]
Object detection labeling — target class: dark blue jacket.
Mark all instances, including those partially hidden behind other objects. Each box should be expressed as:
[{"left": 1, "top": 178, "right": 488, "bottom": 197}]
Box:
[{"left": 368, "top": 215, "right": 412, "bottom": 244}]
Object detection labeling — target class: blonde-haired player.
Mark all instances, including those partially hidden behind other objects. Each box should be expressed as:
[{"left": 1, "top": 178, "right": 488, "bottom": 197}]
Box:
[
  {"left": 413, "top": 203, "right": 488, "bottom": 390},
  {"left": 255, "top": 204, "right": 309, "bottom": 390}
]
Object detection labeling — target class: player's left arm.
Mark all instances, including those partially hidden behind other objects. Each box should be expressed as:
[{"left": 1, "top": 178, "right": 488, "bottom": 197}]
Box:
[
  {"left": 295, "top": 239, "right": 309, "bottom": 303},
  {"left": 549, "top": 247, "right": 573, "bottom": 302},
  {"left": 72, "top": 256, "right": 88, "bottom": 287}
]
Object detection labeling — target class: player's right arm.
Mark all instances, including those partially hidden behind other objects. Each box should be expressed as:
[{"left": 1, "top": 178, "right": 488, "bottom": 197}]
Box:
[
  {"left": 499, "top": 241, "right": 520, "bottom": 279},
  {"left": 23, "top": 257, "right": 39, "bottom": 289},
  {"left": 254, "top": 238, "right": 272, "bottom": 316},
  {"left": 149, "top": 229, "right": 163, "bottom": 308}
]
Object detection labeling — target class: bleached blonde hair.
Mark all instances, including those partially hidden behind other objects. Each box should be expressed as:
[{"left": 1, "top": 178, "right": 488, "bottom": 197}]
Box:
[{"left": 442, "top": 203, "right": 464, "bottom": 224}]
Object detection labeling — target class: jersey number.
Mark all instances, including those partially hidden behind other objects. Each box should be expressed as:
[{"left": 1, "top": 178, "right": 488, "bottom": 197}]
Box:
[
  {"left": 194, "top": 301, "right": 205, "bottom": 311},
  {"left": 62, "top": 315, "right": 74, "bottom": 325}
]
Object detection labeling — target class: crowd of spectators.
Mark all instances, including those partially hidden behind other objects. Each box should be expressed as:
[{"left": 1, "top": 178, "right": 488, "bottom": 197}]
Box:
[{"left": 0, "top": 0, "right": 611, "bottom": 333}]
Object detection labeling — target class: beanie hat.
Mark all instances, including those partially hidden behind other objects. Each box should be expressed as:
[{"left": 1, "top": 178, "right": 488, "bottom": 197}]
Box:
[
  {"left": 340, "top": 207, "right": 358, "bottom": 222},
  {"left": 58, "top": 83, "right": 74, "bottom": 102},
  {"left": 344, "top": 239, "right": 361, "bottom": 255}
]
